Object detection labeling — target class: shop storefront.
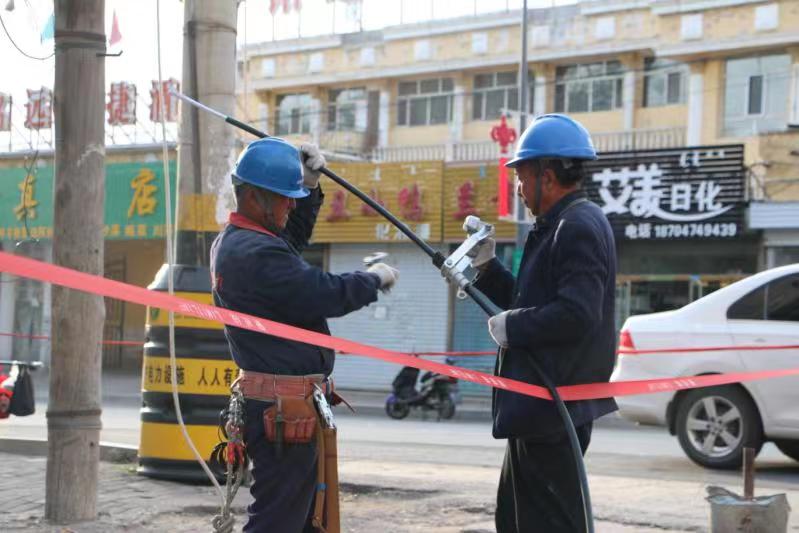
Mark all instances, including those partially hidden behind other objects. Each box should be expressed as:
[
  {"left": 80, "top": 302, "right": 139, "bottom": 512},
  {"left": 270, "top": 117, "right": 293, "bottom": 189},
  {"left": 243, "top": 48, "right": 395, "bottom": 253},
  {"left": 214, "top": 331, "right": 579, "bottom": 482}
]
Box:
[
  {"left": 749, "top": 202, "right": 799, "bottom": 269},
  {"left": 0, "top": 151, "right": 175, "bottom": 369},
  {"left": 313, "top": 160, "right": 516, "bottom": 390},
  {"left": 584, "top": 144, "right": 757, "bottom": 327}
]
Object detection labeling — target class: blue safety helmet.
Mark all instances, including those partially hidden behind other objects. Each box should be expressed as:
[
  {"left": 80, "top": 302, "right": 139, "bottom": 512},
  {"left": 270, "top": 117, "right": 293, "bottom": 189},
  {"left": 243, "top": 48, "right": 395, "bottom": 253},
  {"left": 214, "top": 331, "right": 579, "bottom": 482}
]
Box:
[
  {"left": 505, "top": 114, "right": 598, "bottom": 168},
  {"left": 231, "top": 137, "right": 309, "bottom": 199}
]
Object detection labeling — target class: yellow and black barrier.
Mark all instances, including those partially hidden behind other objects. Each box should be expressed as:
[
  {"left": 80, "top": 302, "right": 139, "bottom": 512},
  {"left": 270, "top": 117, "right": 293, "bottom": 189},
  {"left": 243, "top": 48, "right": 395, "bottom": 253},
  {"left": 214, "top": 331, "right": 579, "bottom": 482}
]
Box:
[{"left": 137, "top": 264, "right": 237, "bottom": 482}]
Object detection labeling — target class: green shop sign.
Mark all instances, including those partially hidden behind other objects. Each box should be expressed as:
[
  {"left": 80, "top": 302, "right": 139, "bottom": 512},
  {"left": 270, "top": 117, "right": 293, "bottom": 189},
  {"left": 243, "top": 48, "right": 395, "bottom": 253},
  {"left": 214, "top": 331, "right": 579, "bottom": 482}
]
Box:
[{"left": 0, "top": 161, "right": 176, "bottom": 241}]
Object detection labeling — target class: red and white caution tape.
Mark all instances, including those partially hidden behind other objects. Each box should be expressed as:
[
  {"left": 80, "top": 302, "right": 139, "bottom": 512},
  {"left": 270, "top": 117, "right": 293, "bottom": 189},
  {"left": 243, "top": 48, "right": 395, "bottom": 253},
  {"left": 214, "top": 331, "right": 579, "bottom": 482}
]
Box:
[{"left": 2, "top": 250, "right": 798, "bottom": 402}]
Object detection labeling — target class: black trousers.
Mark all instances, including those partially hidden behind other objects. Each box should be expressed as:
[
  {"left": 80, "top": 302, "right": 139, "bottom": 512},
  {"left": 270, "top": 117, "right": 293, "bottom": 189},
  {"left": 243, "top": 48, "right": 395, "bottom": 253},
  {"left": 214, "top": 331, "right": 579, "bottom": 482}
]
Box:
[
  {"left": 496, "top": 422, "right": 593, "bottom": 533},
  {"left": 243, "top": 399, "right": 318, "bottom": 533}
]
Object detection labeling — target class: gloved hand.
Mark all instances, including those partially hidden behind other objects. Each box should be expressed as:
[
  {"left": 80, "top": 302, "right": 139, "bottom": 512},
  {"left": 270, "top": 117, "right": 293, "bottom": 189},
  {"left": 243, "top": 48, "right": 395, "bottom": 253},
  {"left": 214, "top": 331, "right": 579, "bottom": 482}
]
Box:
[
  {"left": 299, "top": 143, "right": 326, "bottom": 189},
  {"left": 488, "top": 310, "right": 510, "bottom": 348},
  {"left": 367, "top": 263, "right": 399, "bottom": 293},
  {"left": 467, "top": 237, "right": 496, "bottom": 269}
]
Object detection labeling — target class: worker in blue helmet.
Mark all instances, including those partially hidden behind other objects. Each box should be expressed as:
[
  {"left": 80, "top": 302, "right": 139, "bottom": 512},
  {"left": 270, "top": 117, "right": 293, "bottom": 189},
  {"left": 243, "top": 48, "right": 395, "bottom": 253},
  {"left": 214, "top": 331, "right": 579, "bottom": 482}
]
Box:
[
  {"left": 466, "top": 115, "right": 618, "bottom": 533},
  {"left": 211, "top": 138, "right": 398, "bottom": 533}
]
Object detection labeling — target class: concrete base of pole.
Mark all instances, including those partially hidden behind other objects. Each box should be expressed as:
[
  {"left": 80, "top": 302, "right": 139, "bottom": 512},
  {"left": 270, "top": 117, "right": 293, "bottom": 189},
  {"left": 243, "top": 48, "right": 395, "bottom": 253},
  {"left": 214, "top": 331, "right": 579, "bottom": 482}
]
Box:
[{"left": 707, "top": 486, "right": 791, "bottom": 533}]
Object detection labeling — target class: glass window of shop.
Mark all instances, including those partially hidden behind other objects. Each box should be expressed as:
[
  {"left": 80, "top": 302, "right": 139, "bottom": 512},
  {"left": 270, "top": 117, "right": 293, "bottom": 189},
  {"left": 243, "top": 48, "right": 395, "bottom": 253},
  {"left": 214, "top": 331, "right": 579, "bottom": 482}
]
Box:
[
  {"left": 554, "top": 60, "right": 624, "bottom": 113},
  {"left": 275, "top": 93, "right": 312, "bottom": 135},
  {"left": 471, "top": 70, "right": 534, "bottom": 121},
  {"left": 396, "top": 77, "right": 454, "bottom": 126},
  {"left": 768, "top": 246, "right": 799, "bottom": 268}
]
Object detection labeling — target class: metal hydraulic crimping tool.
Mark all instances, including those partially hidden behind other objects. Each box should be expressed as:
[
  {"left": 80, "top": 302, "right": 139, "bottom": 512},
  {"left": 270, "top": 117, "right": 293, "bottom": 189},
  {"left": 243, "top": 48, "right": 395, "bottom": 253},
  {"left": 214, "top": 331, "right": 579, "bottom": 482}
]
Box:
[{"left": 440, "top": 215, "right": 495, "bottom": 299}]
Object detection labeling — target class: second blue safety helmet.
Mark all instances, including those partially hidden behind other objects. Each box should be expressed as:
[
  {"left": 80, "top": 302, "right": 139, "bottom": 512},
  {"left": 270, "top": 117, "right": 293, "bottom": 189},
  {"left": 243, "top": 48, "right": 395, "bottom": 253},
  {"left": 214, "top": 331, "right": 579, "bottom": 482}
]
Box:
[
  {"left": 231, "top": 137, "right": 309, "bottom": 198},
  {"left": 505, "top": 114, "right": 598, "bottom": 168}
]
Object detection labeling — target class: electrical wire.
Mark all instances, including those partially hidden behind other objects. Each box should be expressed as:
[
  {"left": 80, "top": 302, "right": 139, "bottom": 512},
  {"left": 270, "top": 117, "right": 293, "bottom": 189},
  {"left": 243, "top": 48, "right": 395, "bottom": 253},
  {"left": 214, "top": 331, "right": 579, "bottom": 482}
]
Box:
[
  {"left": 155, "top": 0, "right": 226, "bottom": 504},
  {"left": 0, "top": 11, "right": 54, "bottom": 61}
]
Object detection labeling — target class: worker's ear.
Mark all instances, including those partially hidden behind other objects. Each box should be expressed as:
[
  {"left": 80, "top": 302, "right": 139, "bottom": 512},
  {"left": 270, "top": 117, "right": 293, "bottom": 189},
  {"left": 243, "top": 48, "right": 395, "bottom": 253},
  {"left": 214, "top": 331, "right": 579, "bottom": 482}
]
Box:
[{"left": 543, "top": 167, "right": 558, "bottom": 190}]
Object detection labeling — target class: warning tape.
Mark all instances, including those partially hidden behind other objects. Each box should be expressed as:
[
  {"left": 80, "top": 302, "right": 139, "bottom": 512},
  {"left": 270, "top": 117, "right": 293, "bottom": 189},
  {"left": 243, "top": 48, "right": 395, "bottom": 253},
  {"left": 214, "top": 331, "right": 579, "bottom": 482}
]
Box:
[{"left": 2, "top": 250, "right": 799, "bottom": 402}]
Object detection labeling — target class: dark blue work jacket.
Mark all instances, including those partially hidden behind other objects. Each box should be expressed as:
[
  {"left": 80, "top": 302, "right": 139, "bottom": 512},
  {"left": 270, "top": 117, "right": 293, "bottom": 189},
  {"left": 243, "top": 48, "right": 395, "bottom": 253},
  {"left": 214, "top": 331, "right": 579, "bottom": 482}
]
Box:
[
  {"left": 475, "top": 190, "right": 618, "bottom": 439},
  {"left": 210, "top": 187, "right": 381, "bottom": 376}
]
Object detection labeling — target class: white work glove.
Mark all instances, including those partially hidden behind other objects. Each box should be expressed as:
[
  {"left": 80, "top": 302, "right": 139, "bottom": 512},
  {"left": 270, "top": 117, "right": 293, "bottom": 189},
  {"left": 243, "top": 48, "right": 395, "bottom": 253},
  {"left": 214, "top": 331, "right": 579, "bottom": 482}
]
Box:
[
  {"left": 488, "top": 310, "right": 510, "bottom": 348},
  {"left": 467, "top": 237, "right": 496, "bottom": 269},
  {"left": 368, "top": 263, "right": 399, "bottom": 293},
  {"left": 299, "top": 143, "right": 326, "bottom": 189}
]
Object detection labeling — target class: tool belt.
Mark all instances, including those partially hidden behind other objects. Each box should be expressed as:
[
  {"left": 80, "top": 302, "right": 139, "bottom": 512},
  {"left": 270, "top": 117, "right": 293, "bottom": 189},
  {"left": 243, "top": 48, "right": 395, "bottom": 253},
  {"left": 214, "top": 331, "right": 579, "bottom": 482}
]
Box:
[
  {"left": 236, "top": 369, "right": 341, "bottom": 533},
  {"left": 237, "top": 370, "right": 331, "bottom": 444}
]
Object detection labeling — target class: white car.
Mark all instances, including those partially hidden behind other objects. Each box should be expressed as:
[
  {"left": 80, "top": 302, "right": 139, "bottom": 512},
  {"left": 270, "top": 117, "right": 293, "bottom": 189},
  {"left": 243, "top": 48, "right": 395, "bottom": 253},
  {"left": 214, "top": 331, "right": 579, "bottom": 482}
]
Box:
[{"left": 612, "top": 263, "right": 799, "bottom": 469}]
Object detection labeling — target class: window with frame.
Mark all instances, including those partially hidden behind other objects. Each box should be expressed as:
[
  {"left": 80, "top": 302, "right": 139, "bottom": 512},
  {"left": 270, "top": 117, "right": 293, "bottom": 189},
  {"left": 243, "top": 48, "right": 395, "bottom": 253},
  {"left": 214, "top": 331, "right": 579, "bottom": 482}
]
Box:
[
  {"left": 727, "top": 274, "right": 799, "bottom": 322},
  {"left": 554, "top": 60, "right": 624, "bottom": 113},
  {"left": 396, "top": 78, "right": 454, "bottom": 127},
  {"left": 327, "top": 88, "right": 366, "bottom": 132},
  {"left": 724, "top": 54, "right": 790, "bottom": 136},
  {"left": 472, "top": 70, "right": 535, "bottom": 121},
  {"left": 275, "top": 93, "right": 312, "bottom": 135},
  {"left": 643, "top": 58, "right": 687, "bottom": 107}
]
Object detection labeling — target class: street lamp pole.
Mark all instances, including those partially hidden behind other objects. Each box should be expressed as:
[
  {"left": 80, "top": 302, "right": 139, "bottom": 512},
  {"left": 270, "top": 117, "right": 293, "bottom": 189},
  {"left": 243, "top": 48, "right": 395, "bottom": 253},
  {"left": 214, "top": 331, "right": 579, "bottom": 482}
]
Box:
[{"left": 515, "top": 0, "right": 529, "bottom": 258}]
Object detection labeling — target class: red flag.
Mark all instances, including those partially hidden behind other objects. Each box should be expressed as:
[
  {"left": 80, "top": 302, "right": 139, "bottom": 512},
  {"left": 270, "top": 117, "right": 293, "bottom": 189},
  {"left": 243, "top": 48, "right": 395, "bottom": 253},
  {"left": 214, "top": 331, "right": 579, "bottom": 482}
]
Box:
[{"left": 109, "top": 10, "right": 122, "bottom": 46}]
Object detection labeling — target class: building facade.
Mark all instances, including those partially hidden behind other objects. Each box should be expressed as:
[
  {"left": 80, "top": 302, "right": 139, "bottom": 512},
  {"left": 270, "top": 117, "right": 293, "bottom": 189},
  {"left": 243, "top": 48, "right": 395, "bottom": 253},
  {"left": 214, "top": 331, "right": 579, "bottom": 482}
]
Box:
[
  {"left": 236, "top": 0, "right": 799, "bottom": 391},
  {"left": 0, "top": 146, "right": 176, "bottom": 369}
]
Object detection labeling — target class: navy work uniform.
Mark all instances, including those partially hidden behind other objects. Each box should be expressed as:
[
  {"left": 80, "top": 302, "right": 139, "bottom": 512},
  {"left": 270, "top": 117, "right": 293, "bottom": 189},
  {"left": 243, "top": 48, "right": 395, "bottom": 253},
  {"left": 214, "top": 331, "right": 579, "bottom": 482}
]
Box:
[
  {"left": 473, "top": 115, "right": 618, "bottom": 533},
  {"left": 210, "top": 138, "right": 392, "bottom": 532}
]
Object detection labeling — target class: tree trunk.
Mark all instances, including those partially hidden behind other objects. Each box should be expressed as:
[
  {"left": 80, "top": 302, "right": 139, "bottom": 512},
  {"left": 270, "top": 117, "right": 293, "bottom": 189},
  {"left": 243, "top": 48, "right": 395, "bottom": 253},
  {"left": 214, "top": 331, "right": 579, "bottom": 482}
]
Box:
[{"left": 45, "top": 0, "right": 106, "bottom": 523}]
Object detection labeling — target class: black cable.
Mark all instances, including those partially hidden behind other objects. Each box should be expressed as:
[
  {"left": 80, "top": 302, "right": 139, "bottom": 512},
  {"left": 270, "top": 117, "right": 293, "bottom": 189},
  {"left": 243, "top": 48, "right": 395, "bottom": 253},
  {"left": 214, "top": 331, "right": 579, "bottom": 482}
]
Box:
[
  {"left": 190, "top": 100, "right": 594, "bottom": 532},
  {"left": 0, "top": 12, "right": 54, "bottom": 61}
]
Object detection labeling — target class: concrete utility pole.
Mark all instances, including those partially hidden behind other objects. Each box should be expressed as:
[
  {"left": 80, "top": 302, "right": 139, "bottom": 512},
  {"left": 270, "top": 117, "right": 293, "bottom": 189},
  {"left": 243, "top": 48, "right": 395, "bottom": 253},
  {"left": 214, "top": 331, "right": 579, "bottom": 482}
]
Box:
[
  {"left": 176, "top": 0, "right": 237, "bottom": 266},
  {"left": 46, "top": 0, "right": 106, "bottom": 522}
]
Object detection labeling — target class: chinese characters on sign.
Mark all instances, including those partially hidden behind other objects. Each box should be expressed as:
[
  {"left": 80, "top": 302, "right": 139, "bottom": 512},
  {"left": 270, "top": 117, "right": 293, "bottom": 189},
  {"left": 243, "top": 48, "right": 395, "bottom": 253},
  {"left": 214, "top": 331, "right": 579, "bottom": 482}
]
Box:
[
  {"left": 24, "top": 87, "right": 53, "bottom": 130},
  {"left": 0, "top": 93, "right": 11, "bottom": 132},
  {"left": 376, "top": 222, "right": 431, "bottom": 241},
  {"left": 143, "top": 358, "right": 237, "bottom": 393},
  {"left": 128, "top": 168, "right": 158, "bottom": 218},
  {"left": 585, "top": 146, "right": 745, "bottom": 241},
  {"left": 326, "top": 190, "right": 351, "bottom": 222},
  {"left": 107, "top": 82, "right": 137, "bottom": 126},
  {"left": 149, "top": 79, "right": 180, "bottom": 122},
  {"left": 454, "top": 181, "right": 479, "bottom": 219},
  {"left": 398, "top": 183, "right": 424, "bottom": 221},
  {"left": 360, "top": 187, "right": 385, "bottom": 217},
  {"left": 14, "top": 175, "right": 38, "bottom": 221}
]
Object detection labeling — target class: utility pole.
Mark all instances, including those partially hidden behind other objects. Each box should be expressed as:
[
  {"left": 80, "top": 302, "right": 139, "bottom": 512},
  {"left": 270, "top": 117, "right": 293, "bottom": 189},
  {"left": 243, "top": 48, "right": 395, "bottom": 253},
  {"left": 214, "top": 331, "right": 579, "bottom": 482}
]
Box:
[
  {"left": 515, "top": 0, "right": 529, "bottom": 254},
  {"left": 46, "top": 0, "right": 106, "bottom": 522},
  {"left": 176, "top": 0, "right": 237, "bottom": 265}
]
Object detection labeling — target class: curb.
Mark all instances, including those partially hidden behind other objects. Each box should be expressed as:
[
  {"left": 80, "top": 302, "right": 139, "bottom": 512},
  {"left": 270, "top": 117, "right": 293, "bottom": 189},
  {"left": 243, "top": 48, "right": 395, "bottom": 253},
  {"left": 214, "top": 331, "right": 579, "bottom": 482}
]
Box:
[{"left": 0, "top": 438, "right": 138, "bottom": 462}]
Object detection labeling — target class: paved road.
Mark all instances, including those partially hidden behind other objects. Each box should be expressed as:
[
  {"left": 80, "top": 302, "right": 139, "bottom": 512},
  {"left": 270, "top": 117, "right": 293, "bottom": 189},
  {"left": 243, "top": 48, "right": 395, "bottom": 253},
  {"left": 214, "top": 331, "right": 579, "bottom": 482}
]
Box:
[{"left": 3, "top": 402, "right": 799, "bottom": 531}]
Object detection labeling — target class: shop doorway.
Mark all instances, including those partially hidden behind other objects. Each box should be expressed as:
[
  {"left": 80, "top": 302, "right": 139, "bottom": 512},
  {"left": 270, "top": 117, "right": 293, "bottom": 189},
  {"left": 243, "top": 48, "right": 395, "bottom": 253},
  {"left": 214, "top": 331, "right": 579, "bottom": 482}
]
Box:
[
  {"left": 616, "top": 274, "right": 747, "bottom": 327},
  {"left": 103, "top": 257, "right": 126, "bottom": 369}
]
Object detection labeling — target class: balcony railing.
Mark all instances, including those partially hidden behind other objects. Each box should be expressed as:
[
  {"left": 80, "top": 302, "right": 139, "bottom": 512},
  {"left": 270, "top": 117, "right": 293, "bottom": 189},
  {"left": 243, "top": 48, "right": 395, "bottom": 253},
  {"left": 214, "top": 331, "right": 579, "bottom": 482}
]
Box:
[{"left": 371, "top": 127, "right": 687, "bottom": 163}]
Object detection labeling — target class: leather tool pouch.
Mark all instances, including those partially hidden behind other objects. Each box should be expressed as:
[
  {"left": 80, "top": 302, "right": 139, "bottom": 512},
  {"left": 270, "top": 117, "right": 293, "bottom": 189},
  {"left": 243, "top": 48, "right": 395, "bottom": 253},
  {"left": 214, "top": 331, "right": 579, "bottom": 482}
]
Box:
[{"left": 264, "top": 396, "right": 317, "bottom": 444}]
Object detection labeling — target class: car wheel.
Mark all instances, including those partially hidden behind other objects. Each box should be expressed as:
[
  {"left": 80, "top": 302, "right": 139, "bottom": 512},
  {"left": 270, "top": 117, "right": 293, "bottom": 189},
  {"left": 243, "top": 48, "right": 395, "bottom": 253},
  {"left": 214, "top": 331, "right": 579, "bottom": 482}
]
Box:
[
  {"left": 675, "top": 386, "right": 763, "bottom": 469},
  {"left": 775, "top": 440, "right": 799, "bottom": 462}
]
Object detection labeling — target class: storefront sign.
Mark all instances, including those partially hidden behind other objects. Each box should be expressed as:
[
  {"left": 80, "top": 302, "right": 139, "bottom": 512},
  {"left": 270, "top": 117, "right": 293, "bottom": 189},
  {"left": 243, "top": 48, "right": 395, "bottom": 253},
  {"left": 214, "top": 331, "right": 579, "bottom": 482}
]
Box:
[
  {"left": 0, "top": 161, "right": 176, "bottom": 241},
  {"left": 584, "top": 145, "right": 746, "bottom": 240}
]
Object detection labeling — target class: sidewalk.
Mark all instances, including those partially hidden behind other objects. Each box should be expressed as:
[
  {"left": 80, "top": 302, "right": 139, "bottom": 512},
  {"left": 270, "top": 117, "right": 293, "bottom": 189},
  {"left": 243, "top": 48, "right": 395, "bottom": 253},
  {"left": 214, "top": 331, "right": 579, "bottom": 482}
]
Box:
[{"left": 0, "top": 451, "right": 707, "bottom": 532}]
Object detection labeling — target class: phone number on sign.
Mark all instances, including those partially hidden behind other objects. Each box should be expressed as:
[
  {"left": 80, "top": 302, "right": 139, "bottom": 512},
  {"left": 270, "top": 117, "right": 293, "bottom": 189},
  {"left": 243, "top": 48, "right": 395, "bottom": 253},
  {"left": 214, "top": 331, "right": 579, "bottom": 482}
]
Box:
[{"left": 654, "top": 223, "right": 738, "bottom": 239}]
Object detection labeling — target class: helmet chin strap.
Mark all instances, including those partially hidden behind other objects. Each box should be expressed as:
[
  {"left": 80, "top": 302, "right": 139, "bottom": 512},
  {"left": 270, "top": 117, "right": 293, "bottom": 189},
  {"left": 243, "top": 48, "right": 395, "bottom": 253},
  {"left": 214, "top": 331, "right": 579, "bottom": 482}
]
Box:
[
  {"left": 532, "top": 160, "right": 544, "bottom": 220},
  {"left": 252, "top": 188, "right": 282, "bottom": 234}
]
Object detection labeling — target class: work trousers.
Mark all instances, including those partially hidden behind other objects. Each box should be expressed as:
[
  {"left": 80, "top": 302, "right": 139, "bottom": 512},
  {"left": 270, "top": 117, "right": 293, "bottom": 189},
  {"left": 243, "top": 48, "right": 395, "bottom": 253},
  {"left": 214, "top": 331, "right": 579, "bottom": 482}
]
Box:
[
  {"left": 496, "top": 422, "right": 593, "bottom": 533},
  {"left": 243, "top": 399, "right": 318, "bottom": 533}
]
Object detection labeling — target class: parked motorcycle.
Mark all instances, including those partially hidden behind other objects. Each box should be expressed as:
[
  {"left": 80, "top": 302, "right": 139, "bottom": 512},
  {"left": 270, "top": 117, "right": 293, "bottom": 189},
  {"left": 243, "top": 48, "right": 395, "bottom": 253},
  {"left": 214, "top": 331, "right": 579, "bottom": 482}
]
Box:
[{"left": 385, "top": 364, "right": 459, "bottom": 420}]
